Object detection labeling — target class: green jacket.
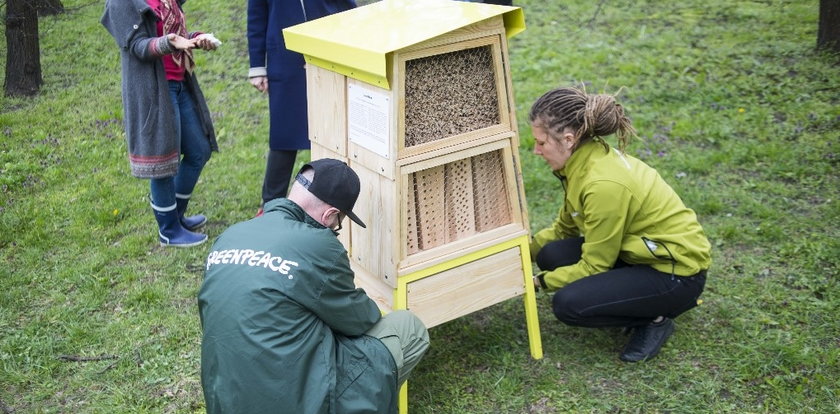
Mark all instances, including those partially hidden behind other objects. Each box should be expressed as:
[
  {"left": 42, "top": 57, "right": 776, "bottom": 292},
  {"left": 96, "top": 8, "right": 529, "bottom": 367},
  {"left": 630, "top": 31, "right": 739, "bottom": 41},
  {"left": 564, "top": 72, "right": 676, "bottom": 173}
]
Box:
[
  {"left": 530, "top": 140, "right": 712, "bottom": 290},
  {"left": 199, "top": 198, "right": 397, "bottom": 414}
]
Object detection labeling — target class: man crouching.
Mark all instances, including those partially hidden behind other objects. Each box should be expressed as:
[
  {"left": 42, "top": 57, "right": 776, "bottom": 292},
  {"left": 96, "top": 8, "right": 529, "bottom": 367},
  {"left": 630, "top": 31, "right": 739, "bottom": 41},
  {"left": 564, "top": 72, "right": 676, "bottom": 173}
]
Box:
[{"left": 199, "top": 159, "right": 430, "bottom": 413}]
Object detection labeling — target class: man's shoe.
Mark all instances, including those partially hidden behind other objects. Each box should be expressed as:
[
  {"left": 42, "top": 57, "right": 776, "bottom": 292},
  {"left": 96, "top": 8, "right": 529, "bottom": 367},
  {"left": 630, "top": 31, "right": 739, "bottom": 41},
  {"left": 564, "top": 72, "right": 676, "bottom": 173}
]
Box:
[{"left": 620, "top": 318, "right": 675, "bottom": 362}]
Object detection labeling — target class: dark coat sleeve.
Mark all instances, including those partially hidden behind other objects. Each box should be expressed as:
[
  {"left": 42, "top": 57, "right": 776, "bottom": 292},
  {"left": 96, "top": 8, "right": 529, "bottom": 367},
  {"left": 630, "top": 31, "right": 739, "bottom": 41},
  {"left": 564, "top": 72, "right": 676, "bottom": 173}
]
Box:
[{"left": 246, "top": 0, "right": 269, "bottom": 69}]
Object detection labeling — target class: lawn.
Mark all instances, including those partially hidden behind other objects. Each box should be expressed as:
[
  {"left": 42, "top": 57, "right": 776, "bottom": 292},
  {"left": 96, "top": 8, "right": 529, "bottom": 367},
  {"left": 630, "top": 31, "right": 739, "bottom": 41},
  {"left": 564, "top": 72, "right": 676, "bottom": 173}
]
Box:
[{"left": 1, "top": 0, "right": 838, "bottom": 413}]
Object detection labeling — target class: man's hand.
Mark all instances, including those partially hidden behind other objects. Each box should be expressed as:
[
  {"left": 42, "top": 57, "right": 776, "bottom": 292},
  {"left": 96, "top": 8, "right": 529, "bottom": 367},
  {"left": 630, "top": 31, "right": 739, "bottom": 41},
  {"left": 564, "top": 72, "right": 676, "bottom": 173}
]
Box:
[{"left": 250, "top": 76, "right": 269, "bottom": 94}]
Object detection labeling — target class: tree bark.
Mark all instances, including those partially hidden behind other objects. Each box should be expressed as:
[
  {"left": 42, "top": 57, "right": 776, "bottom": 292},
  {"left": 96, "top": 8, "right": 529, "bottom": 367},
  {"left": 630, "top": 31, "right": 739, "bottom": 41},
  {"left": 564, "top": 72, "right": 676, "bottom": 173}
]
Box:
[
  {"left": 818, "top": 0, "right": 840, "bottom": 52},
  {"left": 4, "top": 0, "right": 43, "bottom": 97},
  {"left": 37, "top": 0, "right": 64, "bottom": 16}
]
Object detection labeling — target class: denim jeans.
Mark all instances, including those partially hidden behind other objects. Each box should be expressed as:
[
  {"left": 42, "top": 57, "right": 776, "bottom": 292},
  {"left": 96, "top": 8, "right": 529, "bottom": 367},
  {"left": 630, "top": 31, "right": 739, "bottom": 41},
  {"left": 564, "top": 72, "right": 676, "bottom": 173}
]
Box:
[
  {"left": 537, "top": 237, "right": 707, "bottom": 328},
  {"left": 150, "top": 81, "right": 212, "bottom": 207}
]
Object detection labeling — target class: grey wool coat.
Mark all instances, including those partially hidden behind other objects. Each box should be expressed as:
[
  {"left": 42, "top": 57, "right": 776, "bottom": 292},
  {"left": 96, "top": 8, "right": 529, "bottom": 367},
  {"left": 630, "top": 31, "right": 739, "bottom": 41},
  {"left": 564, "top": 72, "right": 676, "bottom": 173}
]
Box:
[{"left": 101, "top": 0, "right": 218, "bottom": 179}]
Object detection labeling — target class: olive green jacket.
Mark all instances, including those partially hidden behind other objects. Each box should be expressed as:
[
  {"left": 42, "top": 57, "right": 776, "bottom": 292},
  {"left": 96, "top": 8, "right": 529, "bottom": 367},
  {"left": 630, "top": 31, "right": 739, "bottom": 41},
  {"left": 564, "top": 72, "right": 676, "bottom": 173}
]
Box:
[
  {"left": 530, "top": 140, "right": 712, "bottom": 290},
  {"left": 199, "top": 198, "right": 397, "bottom": 413}
]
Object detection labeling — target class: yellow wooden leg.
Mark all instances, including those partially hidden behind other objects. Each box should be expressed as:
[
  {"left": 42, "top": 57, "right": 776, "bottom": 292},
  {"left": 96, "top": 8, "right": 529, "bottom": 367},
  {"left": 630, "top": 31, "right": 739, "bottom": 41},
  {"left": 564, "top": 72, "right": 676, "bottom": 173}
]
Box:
[
  {"left": 399, "top": 381, "right": 408, "bottom": 414},
  {"left": 394, "top": 280, "right": 409, "bottom": 413},
  {"left": 519, "top": 237, "right": 544, "bottom": 359}
]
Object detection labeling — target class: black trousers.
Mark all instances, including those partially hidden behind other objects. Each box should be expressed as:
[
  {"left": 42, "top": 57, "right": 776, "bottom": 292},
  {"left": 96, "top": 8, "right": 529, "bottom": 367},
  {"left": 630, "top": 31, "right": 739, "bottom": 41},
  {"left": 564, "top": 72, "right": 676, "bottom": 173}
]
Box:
[
  {"left": 536, "top": 237, "right": 706, "bottom": 328},
  {"left": 261, "top": 150, "right": 297, "bottom": 204}
]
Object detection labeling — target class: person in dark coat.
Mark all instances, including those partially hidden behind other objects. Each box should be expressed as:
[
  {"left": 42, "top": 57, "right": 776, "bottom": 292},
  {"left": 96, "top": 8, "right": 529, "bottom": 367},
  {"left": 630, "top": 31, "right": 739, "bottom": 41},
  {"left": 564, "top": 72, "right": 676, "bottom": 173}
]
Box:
[
  {"left": 102, "top": 0, "right": 219, "bottom": 247},
  {"left": 247, "top": 0, "right": 357, "bottom": 216},
  {"left": 199, "top": 159, "right": 430, "bottom": 413}
]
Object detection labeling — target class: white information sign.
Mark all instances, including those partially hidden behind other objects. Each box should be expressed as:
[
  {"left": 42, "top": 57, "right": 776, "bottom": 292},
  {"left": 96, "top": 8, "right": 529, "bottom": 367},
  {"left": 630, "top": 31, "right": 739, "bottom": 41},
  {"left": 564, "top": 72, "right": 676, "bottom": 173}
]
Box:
[{"left": 347, "top": 83, "right": 390, "bottom": 159}]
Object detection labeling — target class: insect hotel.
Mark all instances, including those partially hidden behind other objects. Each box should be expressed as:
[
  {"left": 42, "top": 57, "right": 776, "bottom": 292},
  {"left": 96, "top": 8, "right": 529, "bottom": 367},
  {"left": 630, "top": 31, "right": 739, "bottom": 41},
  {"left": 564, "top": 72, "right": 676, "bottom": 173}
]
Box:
[{"left": 284, "top": 0, "right": 542, "bottom": 366}]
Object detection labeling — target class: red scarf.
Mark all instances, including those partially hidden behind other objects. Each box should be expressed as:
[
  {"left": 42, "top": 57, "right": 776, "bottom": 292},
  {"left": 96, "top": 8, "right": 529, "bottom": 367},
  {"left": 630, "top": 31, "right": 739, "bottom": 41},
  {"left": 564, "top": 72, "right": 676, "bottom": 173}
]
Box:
[{"left": 157, "top": 0, "right": 194, "bottom": 73}]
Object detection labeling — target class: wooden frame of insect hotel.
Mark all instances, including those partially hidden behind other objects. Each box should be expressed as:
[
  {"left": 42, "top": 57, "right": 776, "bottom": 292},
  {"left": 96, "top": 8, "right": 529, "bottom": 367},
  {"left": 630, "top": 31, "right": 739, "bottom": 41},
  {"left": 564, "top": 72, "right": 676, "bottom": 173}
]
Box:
[{"left": 284, "top": 0, "right": 542, "bottom": 361}]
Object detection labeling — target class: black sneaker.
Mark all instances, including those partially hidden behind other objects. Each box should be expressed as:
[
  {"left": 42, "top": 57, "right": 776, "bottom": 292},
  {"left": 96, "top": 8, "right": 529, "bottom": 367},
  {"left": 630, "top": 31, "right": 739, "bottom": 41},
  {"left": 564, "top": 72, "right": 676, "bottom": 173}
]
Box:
[{"left": 619, "top": 318, "right": 675, "bottom": 362}]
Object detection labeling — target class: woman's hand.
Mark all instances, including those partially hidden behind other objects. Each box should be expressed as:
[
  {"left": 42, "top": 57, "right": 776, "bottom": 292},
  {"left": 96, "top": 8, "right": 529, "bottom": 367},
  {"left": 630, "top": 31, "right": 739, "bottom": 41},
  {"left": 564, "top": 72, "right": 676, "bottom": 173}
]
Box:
[
  {"left": 167, "top": 33, "right": 194, "bottom": 51},
  {"left": 249, "top": 76, "right": 269, "bottom": 94},
  {"left": 193, "top": 33, "right": 220, "bottom": 51}
]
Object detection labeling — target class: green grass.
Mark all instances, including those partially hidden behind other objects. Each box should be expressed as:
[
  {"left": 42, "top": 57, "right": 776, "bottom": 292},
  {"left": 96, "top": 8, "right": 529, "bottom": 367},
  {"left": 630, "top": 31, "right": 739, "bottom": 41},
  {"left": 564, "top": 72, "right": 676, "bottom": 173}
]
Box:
[{"left": 1, "top": 0, "right": 838, "bottom": 412}]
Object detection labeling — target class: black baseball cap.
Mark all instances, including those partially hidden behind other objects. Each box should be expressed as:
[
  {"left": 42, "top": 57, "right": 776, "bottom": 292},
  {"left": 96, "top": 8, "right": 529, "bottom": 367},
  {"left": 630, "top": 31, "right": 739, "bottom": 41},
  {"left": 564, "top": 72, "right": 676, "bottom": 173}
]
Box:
[{"left": 296, "top": 159, "right": 366, "bottom": 228}]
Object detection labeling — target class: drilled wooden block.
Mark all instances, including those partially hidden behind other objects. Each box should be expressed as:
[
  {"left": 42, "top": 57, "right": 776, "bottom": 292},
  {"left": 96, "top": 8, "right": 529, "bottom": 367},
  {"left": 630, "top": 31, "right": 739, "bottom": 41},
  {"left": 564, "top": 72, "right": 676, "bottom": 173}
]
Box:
[
  {"left": 407, "top": 149, "right": 512, "bottom": 254},
  {"left": 472, "top": 150, "right": 511, "bottom": 232},
  {"left": 445, "top": 158, "right": 476, "bottom": 241}
]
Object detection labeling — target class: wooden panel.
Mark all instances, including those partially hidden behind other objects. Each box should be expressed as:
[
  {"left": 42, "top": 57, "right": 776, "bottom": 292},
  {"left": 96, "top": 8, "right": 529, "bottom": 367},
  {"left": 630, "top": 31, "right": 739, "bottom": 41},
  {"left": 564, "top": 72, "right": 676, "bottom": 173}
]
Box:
[
  {"left": 351, "top": 163, "right": 399, "bottom": 287},
  {"left": 407, "top": 247, "right": 524, "bottom": 328},
  {"left": 310, "top": 142, "right": 345, "bottom": 162},
  {"left": 352, "top": 261, "right": 394, "bottom": 313},
  {"left": 306, "top": 65, "right": 347, "bottom": 154}
]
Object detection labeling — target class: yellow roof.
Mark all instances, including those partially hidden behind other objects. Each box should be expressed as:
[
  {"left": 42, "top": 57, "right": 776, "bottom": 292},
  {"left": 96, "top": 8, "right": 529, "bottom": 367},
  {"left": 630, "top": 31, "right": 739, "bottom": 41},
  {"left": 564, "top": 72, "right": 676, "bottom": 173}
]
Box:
[{"left": 283, "top": 0, "right": 525, "bottom": 89}]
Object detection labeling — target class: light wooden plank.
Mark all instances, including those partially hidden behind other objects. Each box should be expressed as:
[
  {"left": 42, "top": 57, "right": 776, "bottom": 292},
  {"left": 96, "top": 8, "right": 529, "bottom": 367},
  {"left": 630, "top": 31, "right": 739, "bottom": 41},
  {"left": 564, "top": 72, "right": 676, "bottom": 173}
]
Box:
[
  {"left": 351, "top": 163, "right": 399, "bottom": 287},
  {"left": 406, "top": 247, "right": 524, "bottom": 328},
  {"left": 352, "top": 261, "right": 395, "bottom": 312},
  {"left": 306, "top": 64, "right": 347, "bottom": 154}
]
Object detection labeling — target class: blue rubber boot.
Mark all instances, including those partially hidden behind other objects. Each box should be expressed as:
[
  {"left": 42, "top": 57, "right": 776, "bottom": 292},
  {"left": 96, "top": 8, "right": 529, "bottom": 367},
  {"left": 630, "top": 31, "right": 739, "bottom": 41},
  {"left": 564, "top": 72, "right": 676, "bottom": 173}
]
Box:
[
  {"left": 176, "top": 193, "right": 207, "bottom": 231},
  {"left": 152, "top": 202, "right": 208, "bottom": 247}
]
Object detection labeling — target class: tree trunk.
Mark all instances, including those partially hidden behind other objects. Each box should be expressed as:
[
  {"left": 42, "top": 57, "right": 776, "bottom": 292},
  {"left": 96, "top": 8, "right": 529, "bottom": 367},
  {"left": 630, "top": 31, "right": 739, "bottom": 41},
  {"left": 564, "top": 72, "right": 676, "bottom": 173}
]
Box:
[
  {"left": 37, "top": 0, "right": 65, "bottom": 16},
  {"left": 4, "top": 0, "right": 43, "bottom": 97},
  {"left": 818, "top": 0, "right": 840, "bottom": 52}
]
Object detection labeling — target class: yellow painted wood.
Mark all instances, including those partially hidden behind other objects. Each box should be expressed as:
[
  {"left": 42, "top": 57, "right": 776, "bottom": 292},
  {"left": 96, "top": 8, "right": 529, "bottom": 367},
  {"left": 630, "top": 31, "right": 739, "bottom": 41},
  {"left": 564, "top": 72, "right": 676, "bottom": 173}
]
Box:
[
  {"left": 391, "top": 235, "right": 542, "bottom": 414},
  {"left": 402, "top": 236, "right": 521, "bottom": 283},
  {"left": 517, "top": 237, "right": 543, "bottom": 359},
  {"left": 399, "top": 382, "right": 408, "bottom": 414},
  {"left": 284, "top": 0, "right": 525, "bottom": 88}
]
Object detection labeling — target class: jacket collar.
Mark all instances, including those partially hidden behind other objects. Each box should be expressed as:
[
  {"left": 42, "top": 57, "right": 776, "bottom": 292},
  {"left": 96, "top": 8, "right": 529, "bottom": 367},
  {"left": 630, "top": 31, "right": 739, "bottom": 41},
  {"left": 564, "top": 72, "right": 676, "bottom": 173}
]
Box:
[
  {"left": 557, "top": 139, "right": 611, "bottom": 179},
  {"left": 264, "top": 198, "right": 329, "bottom": 230}
]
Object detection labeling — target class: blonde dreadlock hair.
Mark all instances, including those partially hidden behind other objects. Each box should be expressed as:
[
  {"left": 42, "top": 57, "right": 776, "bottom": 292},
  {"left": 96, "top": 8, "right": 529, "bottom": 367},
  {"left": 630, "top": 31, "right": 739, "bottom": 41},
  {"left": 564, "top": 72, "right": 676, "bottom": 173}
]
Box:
[{"left": 528, "top": 86, "right": 636, "bottom": 153}]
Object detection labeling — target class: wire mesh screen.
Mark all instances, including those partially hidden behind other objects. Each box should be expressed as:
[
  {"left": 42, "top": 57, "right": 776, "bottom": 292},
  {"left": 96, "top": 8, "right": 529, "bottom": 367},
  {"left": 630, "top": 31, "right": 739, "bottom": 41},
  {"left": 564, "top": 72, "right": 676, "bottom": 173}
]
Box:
[
  {"left": 406, "top": 150, "right": 511, "bottom": 254},
  {"left": 403, "top": 45, "right": 500, "bottom": 148}
]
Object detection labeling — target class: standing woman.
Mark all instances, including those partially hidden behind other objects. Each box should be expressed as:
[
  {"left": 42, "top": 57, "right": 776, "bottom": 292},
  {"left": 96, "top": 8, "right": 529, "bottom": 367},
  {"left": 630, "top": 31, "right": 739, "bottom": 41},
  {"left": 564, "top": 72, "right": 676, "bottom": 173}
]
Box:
[
  {"left": 247, "top": 0, "right": 356, "bottom": 216},
  {"left": 102, "top": 0, "right": 219, "bottom": 247},
  {"left": 528, "top": 86, "right": 711, "bottom": 362}
]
